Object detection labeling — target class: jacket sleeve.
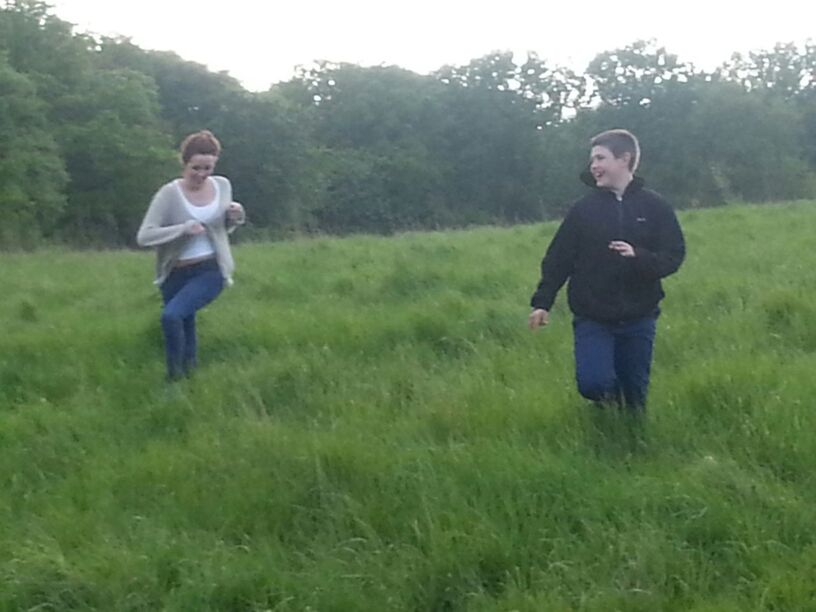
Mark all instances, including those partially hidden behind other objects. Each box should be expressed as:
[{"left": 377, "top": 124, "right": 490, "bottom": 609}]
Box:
[
  {"left": 530, "top": 207, "right": 580, "bottom": 310},
  {"left": 632, "top": 203, "right": 685, "bottom": 281},
  {"left": 136, "top": 187, "right": 195, "bottom": 248}
]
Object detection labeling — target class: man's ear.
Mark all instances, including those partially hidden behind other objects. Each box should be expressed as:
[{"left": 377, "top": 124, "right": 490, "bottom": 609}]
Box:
[{"left": 620, "top": 151, "right": 632, "bottom": 168}]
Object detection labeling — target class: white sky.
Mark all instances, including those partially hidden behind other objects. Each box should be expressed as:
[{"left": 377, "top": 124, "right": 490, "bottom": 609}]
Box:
[{"left": 51, "top": 0, "right": 815, "bottom": 91}]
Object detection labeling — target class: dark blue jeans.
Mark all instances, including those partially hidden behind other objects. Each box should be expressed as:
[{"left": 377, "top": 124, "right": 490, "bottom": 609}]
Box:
[
  {"left": 572, "top": 313, "right": 658, "bottom": 410},
  {"left": 159, "top": 259, "right": 224, "bottom": 380}
]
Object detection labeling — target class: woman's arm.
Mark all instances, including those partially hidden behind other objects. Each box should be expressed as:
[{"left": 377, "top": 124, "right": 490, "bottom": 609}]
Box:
[{"left": 136, "top": 187, "right": 197, "bottom": 247}]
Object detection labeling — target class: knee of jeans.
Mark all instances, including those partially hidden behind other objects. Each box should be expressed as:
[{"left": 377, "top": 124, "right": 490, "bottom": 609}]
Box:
[
  {"left": 577, "top": 377, "right": 616, "bottom": 401},
  {"left": 161, "top": 307, "right": 183, "bottom": 326}
]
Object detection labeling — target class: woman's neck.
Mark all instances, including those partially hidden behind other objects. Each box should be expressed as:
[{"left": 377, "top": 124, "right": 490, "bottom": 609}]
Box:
[{"left": 181, "top": 177, "right": 207, "bottom": 192}]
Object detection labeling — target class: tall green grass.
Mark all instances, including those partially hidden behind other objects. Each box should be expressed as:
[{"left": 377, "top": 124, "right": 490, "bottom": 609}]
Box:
[{"left": 3, "top": 201, "right": 816, "bottom": 610}]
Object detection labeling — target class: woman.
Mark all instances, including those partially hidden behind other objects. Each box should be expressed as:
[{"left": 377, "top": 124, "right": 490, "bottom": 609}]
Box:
[{"left": 137, "top": 130, "right": 245, "bottom": 381}]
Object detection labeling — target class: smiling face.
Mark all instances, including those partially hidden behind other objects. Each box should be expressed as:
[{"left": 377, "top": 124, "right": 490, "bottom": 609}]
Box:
[
  {"left": 181, "top": 154, "right": 218, "bottom": 190},
  {"left": 589, "top": 145, "right": 632, "bottom": 193}
]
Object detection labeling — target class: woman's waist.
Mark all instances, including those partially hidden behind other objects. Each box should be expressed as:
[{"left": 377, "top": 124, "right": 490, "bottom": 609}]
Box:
[{"left": 174, "top": 254, "right": 217, "bottom": 269}]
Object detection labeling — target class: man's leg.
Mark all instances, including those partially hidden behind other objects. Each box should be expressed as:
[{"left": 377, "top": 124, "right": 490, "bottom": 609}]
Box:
[
  {"left": 614, "top": 316, "right": 657, "bottom": 411},
  {"left": 573, "top": 317, "right": 621, "bottom": 407}
]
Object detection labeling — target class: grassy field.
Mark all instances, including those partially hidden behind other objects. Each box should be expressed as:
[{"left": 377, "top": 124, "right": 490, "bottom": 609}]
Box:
[{"left": 2, "top": 201, "right": 816, "bottom": 610}]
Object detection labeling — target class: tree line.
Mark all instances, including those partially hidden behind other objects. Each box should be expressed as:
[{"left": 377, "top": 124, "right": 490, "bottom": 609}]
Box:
[{"left": 1, "top": 0, "right": 814, "bottom": 248}]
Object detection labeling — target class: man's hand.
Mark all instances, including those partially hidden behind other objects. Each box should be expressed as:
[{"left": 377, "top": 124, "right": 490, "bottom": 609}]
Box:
[
  {"left": 609, "top": 240, "right": 635, "bottom": 257},
  {"left": 528, "top": 308, "right": 550, "bottom": 330}
]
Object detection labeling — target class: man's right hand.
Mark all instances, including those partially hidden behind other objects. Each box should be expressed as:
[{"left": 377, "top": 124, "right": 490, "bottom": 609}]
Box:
[{"left": 528, "top": 308, "right": 550, "bottom": 330}]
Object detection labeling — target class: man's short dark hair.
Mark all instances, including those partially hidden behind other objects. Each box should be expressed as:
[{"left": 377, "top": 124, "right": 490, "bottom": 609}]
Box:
[{"left": 591, "top": 129, "right": 640, "bottom": 171}]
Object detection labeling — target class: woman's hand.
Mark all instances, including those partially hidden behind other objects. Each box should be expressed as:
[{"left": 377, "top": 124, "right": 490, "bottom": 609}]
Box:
[
  {"left": 185, "top": 221, "right": 206, "bottom": 235},
  {"left": 227, "top": 201, "right": 244, "bottom": 221}
]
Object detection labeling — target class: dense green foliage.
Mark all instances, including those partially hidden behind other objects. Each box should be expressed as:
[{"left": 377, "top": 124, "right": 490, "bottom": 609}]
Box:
[
  {"left": 0, "top": 1, "right": 815, "bottom": 249},
  {"left": 2, "top": 202, "right": 816, "bottom": 609}
]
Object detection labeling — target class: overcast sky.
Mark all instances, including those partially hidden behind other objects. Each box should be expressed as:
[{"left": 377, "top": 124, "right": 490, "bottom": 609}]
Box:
[{"left": 50, "top": 0, "right": 815, "bottom": 91}]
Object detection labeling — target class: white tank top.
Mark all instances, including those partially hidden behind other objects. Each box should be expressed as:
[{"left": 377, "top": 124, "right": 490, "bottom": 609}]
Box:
[{"left": 176, "top": 179, "right": 220, "bottom": 261}]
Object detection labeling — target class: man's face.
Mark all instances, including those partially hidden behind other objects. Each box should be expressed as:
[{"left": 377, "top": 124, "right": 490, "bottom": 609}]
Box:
[{"left": 589, "top": 145, "right": 631, "bottom": 190}]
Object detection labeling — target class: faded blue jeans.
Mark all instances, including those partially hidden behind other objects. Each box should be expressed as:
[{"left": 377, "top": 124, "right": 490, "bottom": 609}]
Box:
[
  {"left": 159, "top": 259, "right": 224, "bottom": 380},
  {"left": 572, "top": 313, "right": 658, "bottom": 411}
]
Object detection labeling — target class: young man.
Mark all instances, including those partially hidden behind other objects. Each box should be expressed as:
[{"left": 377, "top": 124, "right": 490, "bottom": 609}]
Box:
[{"left": 528, "top": 129, "right": 685, "bottom": 411}]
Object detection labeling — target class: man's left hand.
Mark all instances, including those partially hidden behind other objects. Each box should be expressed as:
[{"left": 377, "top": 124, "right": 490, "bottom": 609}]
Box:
[{"left": 609, "top": 241, "right": 635, "bottom": 257}]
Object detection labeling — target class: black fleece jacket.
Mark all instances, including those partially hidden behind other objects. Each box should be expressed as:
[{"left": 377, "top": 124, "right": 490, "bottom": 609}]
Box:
[{"left": 530, "top": 174, "right": 685, "bottom": 323}]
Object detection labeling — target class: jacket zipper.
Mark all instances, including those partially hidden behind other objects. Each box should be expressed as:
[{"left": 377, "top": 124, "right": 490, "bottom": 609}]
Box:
[{"left": 614, "top": 194, "right": 625, "bottom": 315}]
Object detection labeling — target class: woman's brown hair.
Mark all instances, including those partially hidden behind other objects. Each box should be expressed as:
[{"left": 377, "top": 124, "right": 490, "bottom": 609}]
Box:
[{"left": 180, "top": 130, "right": 221, "bottom": 164}]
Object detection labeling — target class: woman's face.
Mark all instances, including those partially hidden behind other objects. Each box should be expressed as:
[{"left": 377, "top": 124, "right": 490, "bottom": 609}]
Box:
[{"left": 182, "top": 154, "right": 218, "bottom": 189}]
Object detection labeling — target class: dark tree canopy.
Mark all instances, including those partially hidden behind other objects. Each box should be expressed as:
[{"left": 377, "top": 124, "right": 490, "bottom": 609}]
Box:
[{"left": 1, "top": 2, "right": 814, "bottom": 248}]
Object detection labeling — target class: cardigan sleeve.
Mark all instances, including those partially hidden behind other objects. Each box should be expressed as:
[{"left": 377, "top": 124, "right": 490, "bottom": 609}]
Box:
[
  {"left": 136, "top": 184, "right": 196, "bottom": 247},
  {"left": 225, "top": 205, "right": 246, "bottom": 234}
]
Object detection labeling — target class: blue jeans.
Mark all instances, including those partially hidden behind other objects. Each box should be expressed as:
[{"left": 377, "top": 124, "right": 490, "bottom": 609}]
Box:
[
  {"left": 159, "top": 259, "right": 224, "bottom": 380},
  {"left": 572, "top": 314, "right": 658, "bottom": 410}
]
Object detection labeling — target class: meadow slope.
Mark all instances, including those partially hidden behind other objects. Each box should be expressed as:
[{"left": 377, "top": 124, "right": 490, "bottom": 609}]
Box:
[{"left": 2, "top": 202, "right": 816, "bottom": 610}]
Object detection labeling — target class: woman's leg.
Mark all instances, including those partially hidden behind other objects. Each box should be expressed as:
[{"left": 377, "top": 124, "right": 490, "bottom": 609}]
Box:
[
  {"left": 160, "top": 265, "right": 224, "bottom": 380},
  {"left": 182, "top": 315, "right": 197, "bottom": 374}
]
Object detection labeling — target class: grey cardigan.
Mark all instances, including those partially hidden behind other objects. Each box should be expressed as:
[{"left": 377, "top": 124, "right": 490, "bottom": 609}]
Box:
[{"left": 136, "top": 176, "right": 245, "bottom": 285}]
